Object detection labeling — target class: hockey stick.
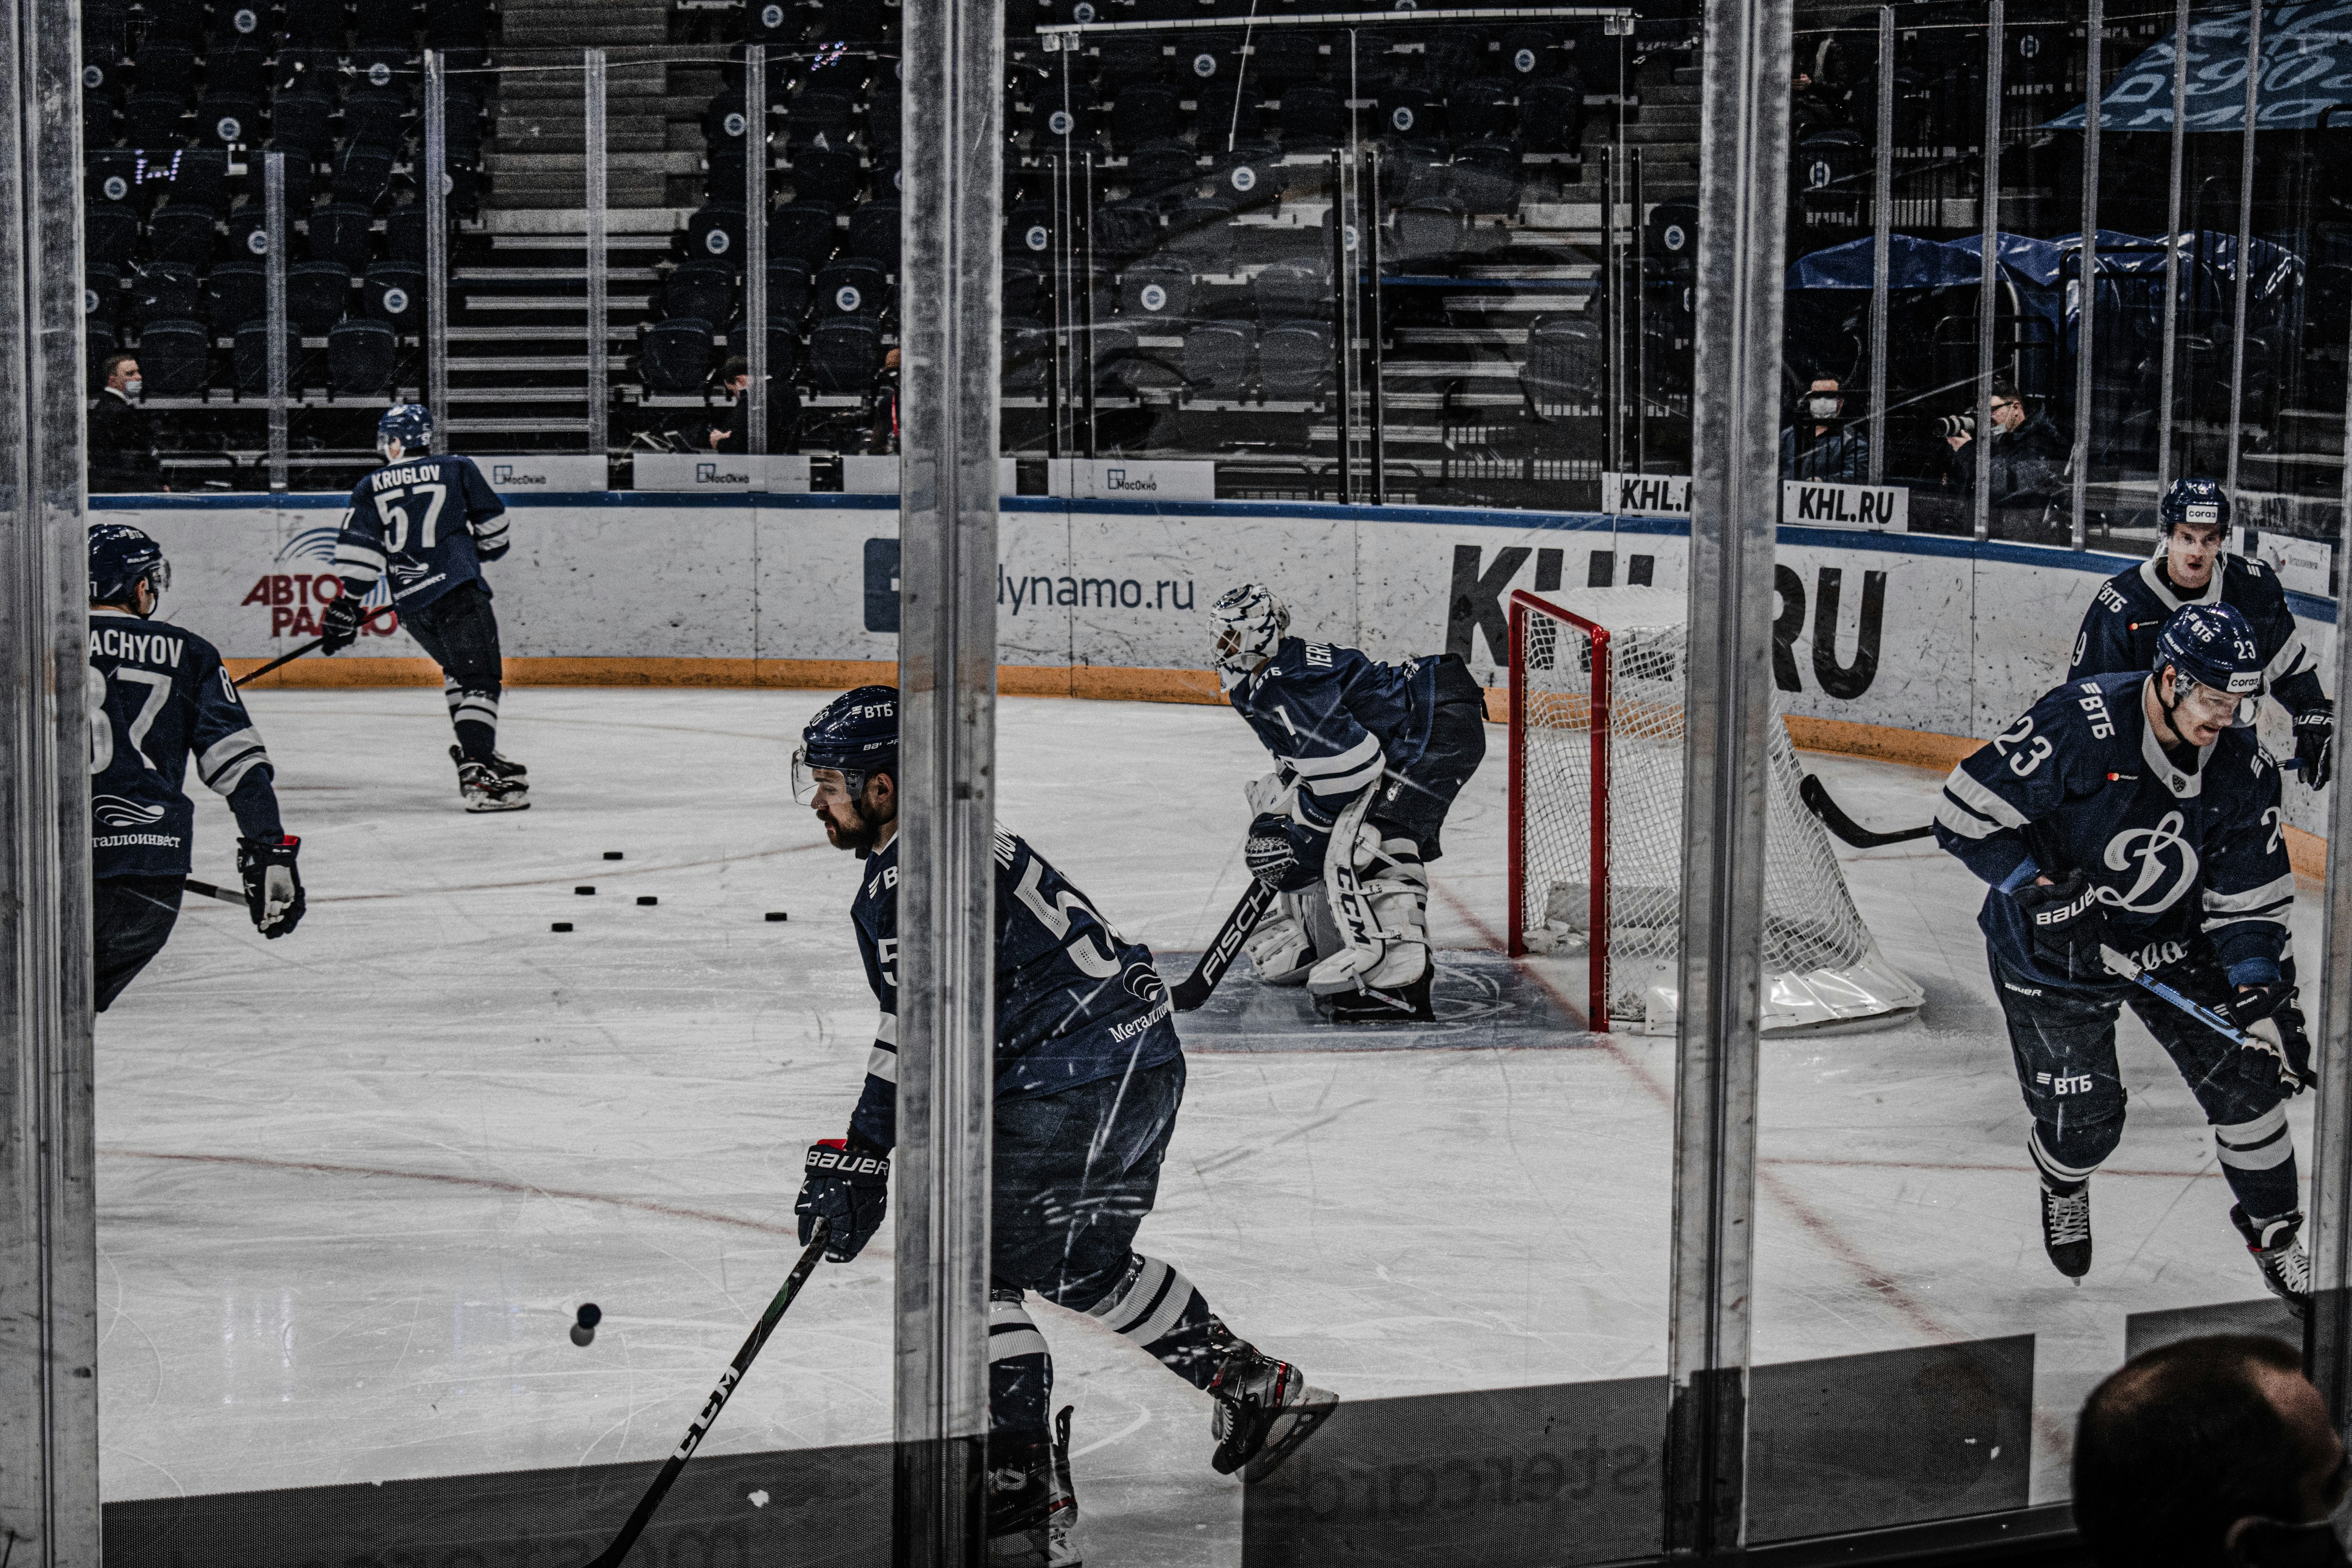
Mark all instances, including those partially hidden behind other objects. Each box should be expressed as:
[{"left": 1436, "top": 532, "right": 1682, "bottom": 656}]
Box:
[
  {"left": 181, "top": 877, "right": 246, "bottom": 907},
  {"left": 232, "top": 638, "right": 327, "bottom": 689},
  {"left": 1799, "top": 774, "right": 1934, "bottom": 848},
  {"left": 2095, "top": 942, "right": 2308, "bottom": 1088},
  {"left": 1171, "top": 879, "right": 1278, "bottom": 1012},
  {"left": 585, "top": 1223, "right": 830, "bottom": 1568}
]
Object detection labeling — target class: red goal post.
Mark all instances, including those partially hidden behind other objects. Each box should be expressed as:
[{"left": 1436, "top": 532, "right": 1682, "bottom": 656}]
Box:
[{"left": 1507, "top": 588, "right": 1611, "bottom": 1028}]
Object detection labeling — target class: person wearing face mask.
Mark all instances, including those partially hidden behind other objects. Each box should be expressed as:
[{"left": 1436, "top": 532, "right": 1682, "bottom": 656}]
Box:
[
  {"left": 2074, "top": 1335, "right": 2352, "bottom": 1568},
  {"left": 88, "top": 352, "right": 165, "bottom": 494},
  {"left": 1778, "top": 376, "right": 1867, "bottom": 482},
  {"left": 1945, "top": 374, "right": 2071, "bottom": 533},
  {"left": 704, "top": 355, "right": 801, "bottom": 455}
]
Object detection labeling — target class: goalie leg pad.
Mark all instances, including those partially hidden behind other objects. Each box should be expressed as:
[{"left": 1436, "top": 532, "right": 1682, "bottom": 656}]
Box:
[
  {"left": 1308, "top": 833, "right": 1432, "bottom": 996},
  {"left": 1245, "top": 891, "right": 1320, "bottom": 985}
]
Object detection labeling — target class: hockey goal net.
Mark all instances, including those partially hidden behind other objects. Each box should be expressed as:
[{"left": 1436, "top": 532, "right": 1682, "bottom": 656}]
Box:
[{"left": 1508, "top": 587, "right": 1922, "bottom": 1034}]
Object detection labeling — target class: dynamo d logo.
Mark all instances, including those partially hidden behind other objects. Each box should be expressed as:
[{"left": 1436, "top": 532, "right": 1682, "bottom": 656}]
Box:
[{"left": 2100, "top": 810, "right": 2199, "bottom": 915}]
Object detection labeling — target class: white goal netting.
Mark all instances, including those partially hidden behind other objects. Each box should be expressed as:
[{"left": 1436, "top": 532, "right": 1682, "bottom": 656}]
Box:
[{"left": 1510, "top": 587, "right": 1922, "bottom": 1035}]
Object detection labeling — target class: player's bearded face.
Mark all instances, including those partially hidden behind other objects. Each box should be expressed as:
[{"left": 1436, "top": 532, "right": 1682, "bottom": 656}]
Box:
[{"left": 811, "top": 768, "right": 895, "bottom": 855}]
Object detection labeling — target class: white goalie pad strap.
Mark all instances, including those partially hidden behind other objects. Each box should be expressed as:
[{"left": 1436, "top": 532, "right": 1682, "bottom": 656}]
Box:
[
  {"left": 2215, "top": 1105, "right": 2295, "bottom": 1171},
  {"left": 865, "top": 1043, "right": 898, "bottom": 1083},
  {"left": 989, "top": 1296, "right": 1049, "bottom": 1363},
  {"left": 2029, "top": 1127, "right": 2101, "bottom": 1185}
]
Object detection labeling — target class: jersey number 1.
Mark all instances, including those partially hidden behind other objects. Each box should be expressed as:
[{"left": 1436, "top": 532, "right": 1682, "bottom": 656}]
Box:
[{"left": 378, "top": 482, "right": 448, "bottom": 553}]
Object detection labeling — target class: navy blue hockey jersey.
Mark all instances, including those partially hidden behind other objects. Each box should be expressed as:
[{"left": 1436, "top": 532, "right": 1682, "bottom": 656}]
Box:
[
  {"left": 1934, "top": 669, "right": 2293, "bottom": 989},
  {"left": 335, "top": 454, "right": 509, "bottom": 613},
  {"left": 88, "top": 609, "right": 278, "bottom": 880},
  {"left": 2068, "top": 552, "right": 2325, "bottom": 715},
  {"left": 845, "top": 829, "right": 1181, "bottom": 1151},
  {"left": 1228, "top": 637, "right": 1444, "bottom": 824}
]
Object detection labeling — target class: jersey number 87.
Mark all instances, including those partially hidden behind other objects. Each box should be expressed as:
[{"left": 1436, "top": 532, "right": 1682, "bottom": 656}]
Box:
[{"left": 88, "top": 666, "right": 172, "bottom": 774}]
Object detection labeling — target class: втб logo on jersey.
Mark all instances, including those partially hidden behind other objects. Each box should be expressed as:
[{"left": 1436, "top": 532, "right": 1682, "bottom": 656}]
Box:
[{"left": 2099, "top": 810, "right": 2199, "bottom": 914}]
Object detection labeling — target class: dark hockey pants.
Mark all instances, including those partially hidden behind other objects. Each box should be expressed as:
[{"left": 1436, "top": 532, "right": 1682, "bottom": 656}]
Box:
[
  {"left": 94, "top": 875, "right": 184, "bottom": 1012},
  {"left": 1365, "top": 653, "right": 1488, "bottom": 864},
  {"left": 987, "top": 1055, "right": 1223, "bottom": 1443},
  {"left": 401, "top": 581, "right": 504, "bottom": 765},
  {"left": 1990, "top": 948, "right": 2298, "bottom": 1220}
]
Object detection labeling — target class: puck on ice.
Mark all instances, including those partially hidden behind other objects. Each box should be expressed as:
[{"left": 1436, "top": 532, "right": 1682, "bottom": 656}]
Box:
[
  {"left": 636, "top": 895, "right": 658, "bottom": 906},
  {"left": 766, "top": 912, "right": 788, "bottom": 922},
  {"left": 575, "top": 886, "right": 595, "bottom": 895},
  {"left": 570, "top": 1323, "right": 595, "bottom": 1347},
  {"left": 551, "top": 922, "right": 573, "bottom": 932},
  {"left": 571, "top": 1302, "right": 600, "bottom": 1347},
  {"left": 604, "top": 852, "right": 624, "bottom": 860}
]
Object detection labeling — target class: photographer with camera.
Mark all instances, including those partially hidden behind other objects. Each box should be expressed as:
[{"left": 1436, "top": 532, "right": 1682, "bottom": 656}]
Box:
[
  {"left": 1780, "top": 376, "right": 1868, "bottom": 482},
  {"left": 1944, "top": 376, "right": 2071, "bottom": 537}
]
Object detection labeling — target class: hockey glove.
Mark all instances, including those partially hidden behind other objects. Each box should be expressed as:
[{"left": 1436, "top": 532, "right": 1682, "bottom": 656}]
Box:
[
  {"left": 797, "top": 1136, "right": 890, "bottom": 1262},
  {"left": 2248, "top": 1011, "right": 2321, "bottom": 1096},
  {"left": 2011, "top": 871, "right": 2113, "bottom": 974},
  {"left": 319, "top": 594, "right": 364, "bottom": 653},
  {"left": 1245, "top": 810, "right": 1327, "bottom": 893},
  {"left": 2294, "top": 701, "right": 2335, "bottom": 791},
  {"left": 236, "top": 835, "right": 306, "bottom": 938},
  {"left": 2224, "top": 966, "right": 2292, "bottom": 1029}
]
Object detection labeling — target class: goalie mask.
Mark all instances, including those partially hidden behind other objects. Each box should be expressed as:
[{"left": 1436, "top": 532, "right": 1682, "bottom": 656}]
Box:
[{"left": 1210, "top": 583, "right": 1290, "bottom": 678}]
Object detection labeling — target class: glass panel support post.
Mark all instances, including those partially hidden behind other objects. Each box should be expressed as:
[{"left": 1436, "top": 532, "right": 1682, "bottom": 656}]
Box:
[
  {"left": 0, "top": 0, "right": 101, "bottom": 1548},
  {"left": 2069, "top": 0, "right": 2101, "bottom": 552},
  {"left": 1366, "top": 147, "right": 1385, "bottom": 506},
  {"left": 1867, "top": 5, "right": 1892, "bottom": 487},
  {"left": 1331, "top": 149, "right": 1352, "bottom": 504},
  {"left": 425, "top": 50, "right": 450, "bottom": 444},
  {"left": 1973, "top": 0, "right": 2005, "bottom": 544},
  {"left": 2223, "top": 2, "right": 2260, "bottom": 502},
  {"left": 2156, "top": 0, "right": 2190, "bottom": 495},
  {"left": 895, "top": 0, "right": 1000, "bottom": 1548},
  {"left": 2311, "top": 297, "right": 2352, "bottom": 1434},
  {"left": 743, "top": 46, "right": 767, "bottom": 458},
  {"left": 1664, "top": 0, "right": 1790, "bottom": 1553},
  {"left": 585, "top": 49, "right": 610, "bottom": 462},
  {"left": 265, "top": 152, "right": 289, "bottom": 492},
  {"left": 1081, "top": 153, "right": 1097, "bottom": 460}
]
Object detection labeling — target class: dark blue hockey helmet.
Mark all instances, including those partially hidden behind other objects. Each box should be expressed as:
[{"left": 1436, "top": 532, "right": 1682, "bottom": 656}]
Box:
[
  {"left": 377, "top": 402, "right": 433, "bottom": 455},
  {"left": 2159, "top": 476, "right": 2231, "bottom": 535},
  {"left": 793, "top": 685, "right": 899, "bottom": 801},
  {"left": 88, "top": 522, "right": 169, "bottom": 608},
  {"left": 2155, "top": 602, "right": 2262, "bottom": 698}
]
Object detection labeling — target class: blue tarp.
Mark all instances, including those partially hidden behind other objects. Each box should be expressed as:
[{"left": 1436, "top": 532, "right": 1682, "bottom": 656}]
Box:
[{"left": 2046, "top": 1, "right": 2352, "bottom": 131}]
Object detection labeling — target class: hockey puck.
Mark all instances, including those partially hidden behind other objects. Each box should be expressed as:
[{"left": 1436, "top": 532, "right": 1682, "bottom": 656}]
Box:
[
  {"left": 576, "top": 1302, "right": 601, "bottom": 1329},
  {"left": 604, "top": 852, "right": 624, "bottom": 861},
  {"left": 550, "top": 922, "right": 573, "bottom": 933},
  {"left": 575, "top": 886, "right": 595, "bottom": 895},
  {"left": 569, "top": 1323, "right": 596, "bottom": 1347},
  {"left": 636, "top": 895, "right": 658, "bottom": 907},
  {"left": 766, "top": 911, "right": 788, "bottom": 922}
]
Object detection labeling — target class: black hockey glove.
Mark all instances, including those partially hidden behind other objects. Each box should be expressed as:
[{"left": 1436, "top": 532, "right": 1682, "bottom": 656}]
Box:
[
  {"left": 2293, "top": 701, "right": 2334, "bottom": 791},
  {"left": 2225, "top": 977, "right": 2293, "bottom": 1029},
  {"left": 319, "top": 594, "right": 364, "bottom": 653},
  {"left": 236, "top": 835, "right": 306, "bottom": 939},
  {"left": 2011, "top": 871, "right": 2113, "bottom": 973},
  {"left": 1244, "top": 810, "right": 1327, "bottom": 893},
  {"left": 797, "top": 1136, "right": 890, "bottom": 1262}
]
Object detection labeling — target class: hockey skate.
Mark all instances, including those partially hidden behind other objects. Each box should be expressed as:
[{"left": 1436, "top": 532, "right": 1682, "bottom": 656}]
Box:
[
  {"left": 2038, "top": 1178, "right": 2093, "bottom": 1279},
  {"left": 2232, "top": 1205, "right": 2312, "bottom": 1319},
  {"left": 986, "top": 1412, "right": 1080, "bottom": 1568},
  {"left": 1205, "top": 1322, "right": 1337, "bottom": 1482},
  {"left": 450, "top": 743, "right": 527, "bottom": 781},
  {"left": 454, "top": 755, "right": 530, "bottom": 812}
]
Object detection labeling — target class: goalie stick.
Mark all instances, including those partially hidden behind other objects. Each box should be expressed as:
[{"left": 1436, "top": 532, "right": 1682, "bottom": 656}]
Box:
[
  {"left": 584, "top": 1223, "right": 830, "bottom": 1568},
  {"left": 1171, "top": 879, "right": 1277, "bottom": 1012},
  {"left": 1799, "top": 774, "right": 1934, "bottom": 848}
]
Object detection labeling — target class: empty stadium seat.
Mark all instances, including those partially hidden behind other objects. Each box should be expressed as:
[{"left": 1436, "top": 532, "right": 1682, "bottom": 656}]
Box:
[
  {"left": 1006, "top": 200, "right": 1055, "bottom": 260},
  {"left": 331, "top": 144, "right": 395, "bottom": 207},
  {"left": 1120, "top": 256, "right": 1192, "bottom": 322},
  {"left": 203, "top": 259, "right": 266, "bottom": 331},
  {"left": 1500, "top": 27, "right": 1562, "bottom": 77},
  {"left": 1252, "top": 258, "right": 1330, "bottom": 322},
  {"left": 132, "top": 261, "right": 202, "bottom": 326},
  {"left": 362, "top": 261, "right": 425, "bottom": 328},
  {"left": 1647, "top": 199, "right": 1698, "bottom": 265},
  {"left": 791, "top": 88, "right": 858, "bottom": 145},
  {"left": 1089, "top": 321, "right": 1136, "bottom": 392},
  {"left": 768, "top": 257, "right": 815, "bottom": 321},
  {"left": 1247, "top": 32, "right": 1322, "bottom": 92},
  {"left": 1091, "top": 199, "right": 1159, "bottom": 263},
  {"left": 1379, "top": 87, "right": 1439, "bottom": 140},
  {"left": 287, "top": 259, "right": 351, "bottom": 333},
  {"left": 232, "top": 318, "right": 299, "bottom": 393},
  {"left": 1002, "top": 256, "right": 1048, "bottom": 320},
  {"left": 200, "top": 90, "right": 263, "bottom": 148},
  {"left": 148, "top": 203, "right": 217, "bottom": 265},
  {"left": 327, "top": 317, "right": 395, "bottom": 395},
  {"left": 123, "top": 90, "right": 190, "bottom": 147},
  {"left": 269, "top": 89, "right": 336, "bottom": 162},
  {"left": 85, "top": 203, "right": 139, "bottom": 268},
  {"left": 641, "top": 318, "right": 716, "bottom": 393},
  {"left": 664, "top": 260, "right": 736, "bottom": 325},
  {"left": 809, "top": 314, "right": 883, "bottom": 392},
  {"left": 689, "top": 202, "right": 748, "bottom": 263},
  {"left": 1278, "top": 84, "right": 1345, "bottom": 143},
  {"left": 1217, "top": 144, "right": 1282, "bottom": 209},
  {"left": 771, "top": 200, "right": 840, "bottom": 268},
  {"left": 1094, "top": 35, "right": 1165, "bottom": 86},
  {"left": 1127, "top": 141, "right": 1199, "bottom": 202},
  {"left": 1448, "top": 77, "right": 1516, "bottom": 141},
  {"left": 1393, "top": 196, "right": 1466, "bottom": 258},
  {"left": 309, "top": 201, "right": 378, "bottom": 270},
  {"left": 1166, "top": 196, "right": 1238, "bottom": 268},
  {"left": 1452, "top": 141, "right": 1524, "bottom": 213},
  {"left": 1036, "top": 80, "right": 1100, "bottom": 143},
  {"left": 1519, "top": 77, "right": 1586, "bottom": 152},
  {"left": 1258, "top": 319, "right": 1332, "bottom": 400},
  {"left": 1002, "top": 316, "right": 1051, "bottom": 393},
  {"left": 87, "top": 149, "right": 139, "bottom": 206},
  {"left": 848, "top": 200, "right": 900, "bottom": 271},
  {"left": 224, "top": 209, "right": 269, "bottom": 261},
  {"left": 162, "top": 149, "right": 231, "bottom": 212},
  {"left": 384, "top": 206, "right": 429, "bottom": 265},
  {"left": 1108, "top": 83, "right": 1181, "bottom": 149},
  {"left": 136, "top": 318, "right": 210, "bottom": 395},
  {"left": 85, "top": 267, "right": 125, "bottom": 328},
  {"left": 792, "top": 147, "right": 863, "bottom": 209},
  {"left": 1522, "top": 314, "right": 1604, "bottom": 413},
  {"left": 816, "top": 257, "right": 889, "bottom": 320},
  {"left": 1183, "top": 320, "right": 1255, "bottom": 399}
]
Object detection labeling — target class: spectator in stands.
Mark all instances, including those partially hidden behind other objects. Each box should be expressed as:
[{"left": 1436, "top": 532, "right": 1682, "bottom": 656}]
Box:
[
  {"left": 88, "top": 353, "right": 164, "bottom": 494},
  {"left": 705, "top": 355, "right": 801, "bottom": 455},
  {"left": 2074, "top": 1334, "right": 2350, "bottom": 1568},
  {"left": 868, "top": 346, "right": 899, "bottom": 455},
  {"left": 1946, "top": 375, "right": 2070, "bottom": 536},
  {"left": 1779, "top": 376, "right": 1867, "bottom": 482}
]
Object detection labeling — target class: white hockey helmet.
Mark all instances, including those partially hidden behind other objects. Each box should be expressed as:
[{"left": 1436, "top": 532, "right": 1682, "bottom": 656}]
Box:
[{"left": 1209, "top": 582, "right": 1290, "bottom": 676}]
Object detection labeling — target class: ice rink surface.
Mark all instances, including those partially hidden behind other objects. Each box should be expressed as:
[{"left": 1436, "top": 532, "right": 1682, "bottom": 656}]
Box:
[{"left": 97, "top": 687, "right": 2311, "bottom": 1554}]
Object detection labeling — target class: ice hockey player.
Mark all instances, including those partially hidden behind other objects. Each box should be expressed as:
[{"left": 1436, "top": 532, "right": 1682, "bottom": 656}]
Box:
[
  {"left": 1208, "top": 583, "right": 1488, "bottom": 1023},
  {"left": 320, "top": 405, "right": 528, "bottom": 812},
  {"left": 791, "top": 686, "right": 1332, "bottom": 1566},
  {"left": 87, "top": 524, "right": 305, "bottom": 1011},
  {"left": 1935, "top": 603, "right": 2313, "bottom": 1312},
  {"left": 2069, "top": 476, "right": 2333, "bottom": 792}
]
